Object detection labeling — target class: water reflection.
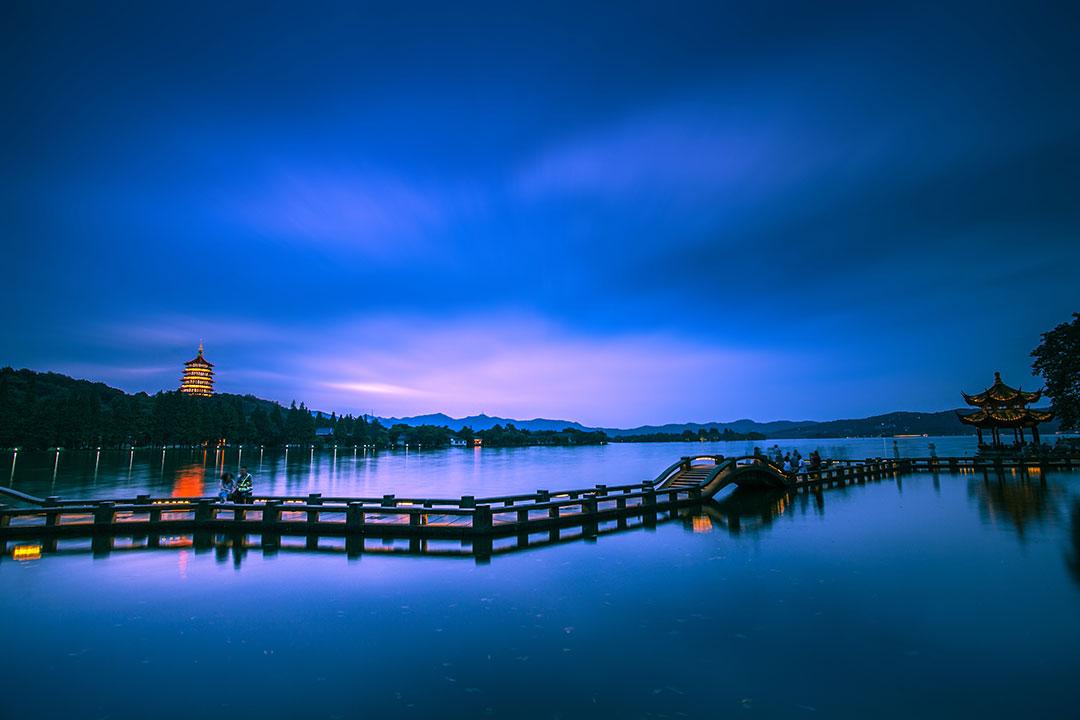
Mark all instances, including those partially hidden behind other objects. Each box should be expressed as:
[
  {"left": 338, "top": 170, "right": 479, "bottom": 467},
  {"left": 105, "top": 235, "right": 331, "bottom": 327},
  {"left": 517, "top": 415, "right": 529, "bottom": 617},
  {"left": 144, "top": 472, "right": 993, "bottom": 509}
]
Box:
[
  {"left": 968, "top": 470, "right": 1062, "bottom": 539},
  {"left": 171, "top": 464, "right": 207, "bottom": 498},
  {"left": 3, "top": 436, "right": 989, "bottom": 503},
  {"left": 687, "top": 488, "right": 795, "bottom": 536},
  {"left": 1069, "top": 500, "right": 1080, "bottom": 587}
]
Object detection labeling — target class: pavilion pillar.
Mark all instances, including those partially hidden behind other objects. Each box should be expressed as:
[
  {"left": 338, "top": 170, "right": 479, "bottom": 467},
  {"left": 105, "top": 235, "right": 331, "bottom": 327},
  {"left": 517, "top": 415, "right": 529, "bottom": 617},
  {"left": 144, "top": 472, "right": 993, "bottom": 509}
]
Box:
[
  {"left": 1018, "top": 427, "right": 1025, "bottom": 446},
  {"left": 977, "top": 428, "right": 983, "bottom": 447},
  {"left": 1033, "top": 426, "right": 1041, "bottom": 445}
]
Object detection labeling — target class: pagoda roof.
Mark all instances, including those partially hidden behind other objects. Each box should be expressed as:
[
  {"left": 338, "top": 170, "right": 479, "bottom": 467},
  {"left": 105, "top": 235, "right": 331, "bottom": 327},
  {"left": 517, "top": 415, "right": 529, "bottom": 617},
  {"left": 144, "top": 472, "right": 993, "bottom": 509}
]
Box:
[
  {"left": 962, "top": 372, "right": 1041, "bottom": 407},
  {"left": 956, "top": 407, "right": 1053, "bottom": 429},
  {"left": 185, "top": 343, "right": 214, "bottom": 368}
]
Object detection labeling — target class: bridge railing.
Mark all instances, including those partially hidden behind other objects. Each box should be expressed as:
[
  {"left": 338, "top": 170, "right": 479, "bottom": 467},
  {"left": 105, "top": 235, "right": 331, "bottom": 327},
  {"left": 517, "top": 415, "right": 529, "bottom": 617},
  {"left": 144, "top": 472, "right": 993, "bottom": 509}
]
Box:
[{"left": 0, "top": 484, "right": 706, "bottom": 537}]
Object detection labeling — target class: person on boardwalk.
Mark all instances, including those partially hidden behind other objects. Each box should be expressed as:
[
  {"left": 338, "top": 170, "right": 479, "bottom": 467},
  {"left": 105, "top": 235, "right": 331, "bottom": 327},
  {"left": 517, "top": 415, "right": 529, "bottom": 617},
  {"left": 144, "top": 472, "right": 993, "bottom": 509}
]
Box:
[
  {"left": 782, "top": 455, "right": 793, "bottom": 474},
  {"left": 218, "top": 472, "right": 234, "bottom": 502},
  {"left": 235, "top": 466, "right": 254, "bottom": 503}
]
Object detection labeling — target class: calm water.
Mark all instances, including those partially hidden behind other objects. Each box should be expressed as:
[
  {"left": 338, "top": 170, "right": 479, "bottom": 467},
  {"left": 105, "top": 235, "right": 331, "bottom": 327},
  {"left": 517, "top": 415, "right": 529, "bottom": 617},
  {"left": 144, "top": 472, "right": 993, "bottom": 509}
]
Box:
[
  {"left": 5, "top": 435, "right": 982, "bottom": 501},
  {"left": 3, "top": 438, "right": 1080, "bottom": 719}
]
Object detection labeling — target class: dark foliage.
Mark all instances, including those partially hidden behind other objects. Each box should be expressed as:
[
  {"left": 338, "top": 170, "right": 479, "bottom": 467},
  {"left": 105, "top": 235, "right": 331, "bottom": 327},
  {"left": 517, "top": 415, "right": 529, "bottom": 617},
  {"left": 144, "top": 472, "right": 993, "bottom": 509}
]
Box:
[
  {"left": 0, "top": 368, "right": 388, "bottom": 449},
  {"left": 1032, "top": 312, "right": 1080, "bottom": 431}
]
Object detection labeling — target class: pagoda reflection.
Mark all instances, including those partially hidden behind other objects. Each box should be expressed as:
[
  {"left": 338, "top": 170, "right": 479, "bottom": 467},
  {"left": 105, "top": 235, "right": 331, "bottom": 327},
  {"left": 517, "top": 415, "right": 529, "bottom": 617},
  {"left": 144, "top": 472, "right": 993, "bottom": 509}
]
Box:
[
  {"left": 967, "top": 472, "right": 1061, "bottom": 539},
  {"left": 1067, "top": 501, "right": 1080, "bottom": 588}
]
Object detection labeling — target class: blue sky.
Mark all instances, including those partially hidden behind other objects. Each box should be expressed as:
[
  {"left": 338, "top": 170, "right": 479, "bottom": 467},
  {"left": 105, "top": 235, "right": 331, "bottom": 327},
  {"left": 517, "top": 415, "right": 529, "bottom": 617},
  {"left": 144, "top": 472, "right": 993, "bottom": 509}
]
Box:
[{"left": 2, "top": 1, "right": 1078, "bottom": 426}]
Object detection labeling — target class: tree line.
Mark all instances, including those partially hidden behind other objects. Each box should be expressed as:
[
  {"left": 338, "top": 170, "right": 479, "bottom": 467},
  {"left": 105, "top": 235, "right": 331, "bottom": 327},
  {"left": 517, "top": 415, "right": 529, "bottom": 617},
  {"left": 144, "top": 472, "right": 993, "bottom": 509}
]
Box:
[
  {"left": 0, "top": 368, "right": 389, "bottom": 450},
  {"left": 0, "top": 368, "right": 608, "bottom": 450}
]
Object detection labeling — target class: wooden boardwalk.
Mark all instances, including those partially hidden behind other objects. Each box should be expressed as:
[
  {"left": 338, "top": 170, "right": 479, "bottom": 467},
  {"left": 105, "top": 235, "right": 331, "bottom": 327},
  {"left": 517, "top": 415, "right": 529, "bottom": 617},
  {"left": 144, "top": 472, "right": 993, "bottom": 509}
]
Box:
[{"left": 1, "top": 454, "right": 1076, "bottom": 559}]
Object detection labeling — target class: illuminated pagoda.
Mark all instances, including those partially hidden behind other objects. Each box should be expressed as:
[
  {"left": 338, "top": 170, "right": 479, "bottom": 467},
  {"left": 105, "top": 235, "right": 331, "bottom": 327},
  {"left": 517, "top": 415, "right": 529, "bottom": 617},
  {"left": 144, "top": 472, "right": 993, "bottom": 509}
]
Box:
[
  {"left": 957, "top": 372, "right": 1052, "bottom": 448},
  {"left": 179, "top": 342, "right": 215, "bottom": 397}
]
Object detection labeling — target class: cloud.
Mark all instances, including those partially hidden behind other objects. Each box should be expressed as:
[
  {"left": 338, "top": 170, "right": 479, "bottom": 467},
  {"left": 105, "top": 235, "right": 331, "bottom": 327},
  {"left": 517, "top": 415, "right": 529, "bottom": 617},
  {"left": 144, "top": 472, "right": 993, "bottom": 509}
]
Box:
[
  {"left": 268, "top": 313, "right": 794, "bottom": 425},
  {"left": 324, "top": 381, "right": 427, "bottom": 397},
  {"left": 224, "top": 167, "right": 486, "bottom": 254},
  {"left": 94, "top": 311, "right": 804, "bottom": 425}
]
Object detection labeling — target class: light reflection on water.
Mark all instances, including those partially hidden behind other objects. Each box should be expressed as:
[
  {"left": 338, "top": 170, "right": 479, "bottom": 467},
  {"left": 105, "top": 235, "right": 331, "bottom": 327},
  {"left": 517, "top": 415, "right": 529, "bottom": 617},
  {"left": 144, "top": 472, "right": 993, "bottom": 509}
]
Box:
[
  {"left": 3, "top": 435, "right": 987, "bottom": 502},
  {"left": 2, "top": 447, "right": 1080, "bottom": 718}
]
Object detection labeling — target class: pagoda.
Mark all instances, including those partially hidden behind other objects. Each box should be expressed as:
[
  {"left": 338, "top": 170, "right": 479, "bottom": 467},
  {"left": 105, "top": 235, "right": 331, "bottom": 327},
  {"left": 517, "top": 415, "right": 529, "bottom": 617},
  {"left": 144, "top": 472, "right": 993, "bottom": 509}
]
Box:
[
  {"left": 957, "top": 372, "right": 1052, "bottom": 448},
  {"left": 179, "top": 343, "right": 215, "bottom": 397}
]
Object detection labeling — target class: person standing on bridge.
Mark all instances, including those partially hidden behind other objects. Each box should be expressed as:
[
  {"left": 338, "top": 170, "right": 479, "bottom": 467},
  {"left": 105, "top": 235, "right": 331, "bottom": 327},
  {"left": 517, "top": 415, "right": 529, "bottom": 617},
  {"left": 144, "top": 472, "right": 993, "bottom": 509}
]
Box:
[{"left": 235, "top": 466, "right": 254, "bottom": 503}]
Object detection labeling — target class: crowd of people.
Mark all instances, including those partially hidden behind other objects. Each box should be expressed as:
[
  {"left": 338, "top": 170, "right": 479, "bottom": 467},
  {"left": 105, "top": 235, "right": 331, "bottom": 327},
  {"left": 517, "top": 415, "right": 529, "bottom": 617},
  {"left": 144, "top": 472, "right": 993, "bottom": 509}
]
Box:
[
  {"left": 754, "top": 445, "right": 824, "bottom": 475},
  {"left": 217, "top": 466, "right": 255, "bottom": 503}
]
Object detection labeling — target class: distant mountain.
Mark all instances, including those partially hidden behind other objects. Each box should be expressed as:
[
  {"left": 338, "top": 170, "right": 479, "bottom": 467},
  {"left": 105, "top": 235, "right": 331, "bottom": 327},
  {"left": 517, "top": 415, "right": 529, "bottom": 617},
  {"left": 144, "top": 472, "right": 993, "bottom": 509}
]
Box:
[
  {"left": 378, "top": 413, "right": 591, "bottom": 433},
  {"left": 384, "top": 409, "right": 1061, "bottom": 439},
  {"left": 601, "top": 419, "right": 807, "bottom": 437}
]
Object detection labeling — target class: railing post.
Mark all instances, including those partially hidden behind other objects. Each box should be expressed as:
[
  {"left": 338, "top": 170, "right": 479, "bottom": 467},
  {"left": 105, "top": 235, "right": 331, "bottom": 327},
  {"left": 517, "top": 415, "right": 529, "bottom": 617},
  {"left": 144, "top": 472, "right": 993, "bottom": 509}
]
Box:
[
  {"left": 595, "top": 484, "right": 608, "bottom": 496},
  {"left": 263, "top": 499, "right": 281, "bottom": 526},
  {"left": 460, "top": 495, "right": 476, "bottom": 509},
  {"left": 0, "top": 503, "right": 8, "bottom": 529},
  {"left": 307, "top": 493, "right": 322, "bottom": 523},
  {"left": 473, "top": 505, "right": 492, "bottom": 533},
  {"left": 346, "top": 502, "right": 365, "bottom": 531},
  {"left": 194, "top": 499, "right": 212, "bottom": 526},
  {"left": 44, "top": 495, "right": 61, "bottom": 528},
  {"left": 93, "top": 501, "right": 116, "bottom": 528},
  {"left": 517, "top": 508, "right": 529, "bottom": 524},
  {"left": 536, "top": 490, "right": 549, "bottom": 502},
  {"left": 381, "top": 494, "right": 397, "bottom": 508},
  {"left": 582, "top": 496, "right": 599, "bottom": 538}
]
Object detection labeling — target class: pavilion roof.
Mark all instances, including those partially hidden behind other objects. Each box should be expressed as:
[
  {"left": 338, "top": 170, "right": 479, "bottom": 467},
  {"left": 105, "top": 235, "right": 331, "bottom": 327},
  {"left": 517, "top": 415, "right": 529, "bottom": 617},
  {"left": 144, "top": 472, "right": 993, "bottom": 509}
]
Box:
[
  {"left": 956, "top": 407, "right": 1053, "bottom": 429},
  {"left": 962, "top": 372, "right": 1041, "bottom": 407}
]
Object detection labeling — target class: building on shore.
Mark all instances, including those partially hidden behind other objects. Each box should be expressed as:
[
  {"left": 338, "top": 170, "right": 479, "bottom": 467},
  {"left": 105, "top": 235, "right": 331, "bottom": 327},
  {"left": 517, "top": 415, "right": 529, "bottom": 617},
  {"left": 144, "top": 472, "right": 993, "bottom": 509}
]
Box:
[
  {"left": 179, "top": 343, "right": 215, "bottom": 397},
  {"left": 957, "top": 371, "right": 1052, "bottom": 447}
]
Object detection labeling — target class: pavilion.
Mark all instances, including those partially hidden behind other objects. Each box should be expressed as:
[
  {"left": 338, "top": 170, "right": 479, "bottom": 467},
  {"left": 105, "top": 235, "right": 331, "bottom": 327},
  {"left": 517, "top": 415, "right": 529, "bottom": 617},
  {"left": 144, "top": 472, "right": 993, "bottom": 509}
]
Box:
[{"left": 957, "top": 372, "right": 1053, "bottom": 448}]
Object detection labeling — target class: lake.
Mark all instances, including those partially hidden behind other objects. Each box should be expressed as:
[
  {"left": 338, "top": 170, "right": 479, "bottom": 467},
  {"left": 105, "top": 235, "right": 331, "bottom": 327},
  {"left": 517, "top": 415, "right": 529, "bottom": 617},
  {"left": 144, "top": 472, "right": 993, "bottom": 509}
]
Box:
[
  {"left": 2, "top": 438, "right": 1079, "bottom": 718},
  {"left": 4, "top": 435, "right": 982, "bottom": 501}
]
